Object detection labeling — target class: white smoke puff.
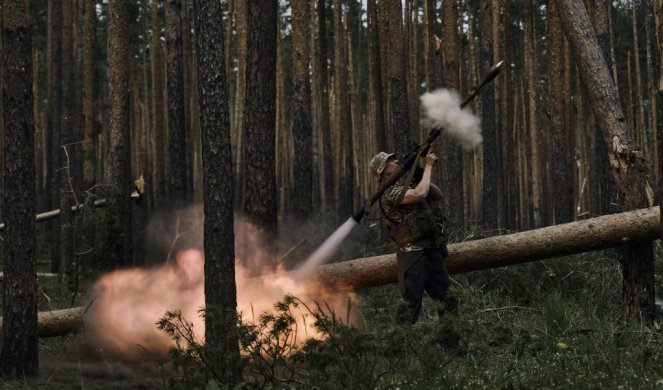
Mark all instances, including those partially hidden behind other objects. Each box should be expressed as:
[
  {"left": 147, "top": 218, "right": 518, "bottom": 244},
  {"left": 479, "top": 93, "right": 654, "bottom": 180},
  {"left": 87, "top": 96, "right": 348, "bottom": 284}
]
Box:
[{"left": 420, "top": 88, "right": 483, "bottom": 150}]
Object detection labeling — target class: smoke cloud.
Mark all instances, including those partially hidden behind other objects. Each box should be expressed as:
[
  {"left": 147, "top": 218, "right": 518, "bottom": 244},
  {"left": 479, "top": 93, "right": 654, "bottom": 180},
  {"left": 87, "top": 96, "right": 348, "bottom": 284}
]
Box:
[{"left": 420, "top": 89, "right": 482, "bottom": 150}]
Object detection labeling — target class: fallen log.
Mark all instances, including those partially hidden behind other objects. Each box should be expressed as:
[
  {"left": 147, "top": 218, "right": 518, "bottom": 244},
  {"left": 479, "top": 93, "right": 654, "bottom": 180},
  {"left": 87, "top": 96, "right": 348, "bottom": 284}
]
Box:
[
  {"left": 14, "top": 206, "right": 662, "bottom": 337},
  {"left": 0, "top": 307, "right": 85, "bottom": 338},
  {"left": 0, "top": 191, "right": 141, "bottom": 231},
  {"left": 318, "top": 206, "right": 661, "bottom": 289}
]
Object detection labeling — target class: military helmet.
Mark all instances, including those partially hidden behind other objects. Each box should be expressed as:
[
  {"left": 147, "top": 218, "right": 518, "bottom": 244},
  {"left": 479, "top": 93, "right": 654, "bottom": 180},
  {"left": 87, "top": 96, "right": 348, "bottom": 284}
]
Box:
[{"left": 369, "top": 151, "right": 396, "bottom": 177}]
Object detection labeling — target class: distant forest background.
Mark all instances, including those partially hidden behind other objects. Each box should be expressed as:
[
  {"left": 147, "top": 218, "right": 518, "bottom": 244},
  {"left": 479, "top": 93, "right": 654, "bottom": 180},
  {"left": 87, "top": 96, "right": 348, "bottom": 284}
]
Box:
[{"left": 2, "top": 0, "right": 662, "bottom": 261}]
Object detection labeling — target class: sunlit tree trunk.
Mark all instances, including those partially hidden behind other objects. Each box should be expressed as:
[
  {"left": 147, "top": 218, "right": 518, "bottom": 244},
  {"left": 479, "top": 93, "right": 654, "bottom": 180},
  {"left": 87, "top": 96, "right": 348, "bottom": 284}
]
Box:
[
  {"left": 524, "top": 0, "right": 541, "bottom": 228},
  {"left": 557, "top": 0, "right": 655, "bottom": 321},
  {"left": 232, "top": 0, "right": 246, "bottom": 209},
  {"left": 0, "top": 0, "right": 38, "bottom": 376}
]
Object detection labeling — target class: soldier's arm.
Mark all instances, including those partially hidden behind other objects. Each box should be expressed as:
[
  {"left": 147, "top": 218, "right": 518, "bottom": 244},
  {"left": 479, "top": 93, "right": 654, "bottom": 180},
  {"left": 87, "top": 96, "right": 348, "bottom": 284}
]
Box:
[{"left": 401, "top": 153, "right": 437, "bottom": 204}]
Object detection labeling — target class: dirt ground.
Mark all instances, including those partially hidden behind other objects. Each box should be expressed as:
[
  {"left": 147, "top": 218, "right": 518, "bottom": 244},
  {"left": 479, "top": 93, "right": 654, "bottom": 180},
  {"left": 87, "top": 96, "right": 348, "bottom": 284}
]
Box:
[{"left": 0, "top": 335, "right": 164, "bottom": 389}]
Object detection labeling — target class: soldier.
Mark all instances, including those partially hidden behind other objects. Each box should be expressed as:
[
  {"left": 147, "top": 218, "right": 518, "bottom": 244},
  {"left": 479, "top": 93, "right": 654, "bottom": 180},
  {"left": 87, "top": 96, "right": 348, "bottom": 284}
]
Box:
[{"left": 369, "top": 151, "right": 457, "bottom": 324}]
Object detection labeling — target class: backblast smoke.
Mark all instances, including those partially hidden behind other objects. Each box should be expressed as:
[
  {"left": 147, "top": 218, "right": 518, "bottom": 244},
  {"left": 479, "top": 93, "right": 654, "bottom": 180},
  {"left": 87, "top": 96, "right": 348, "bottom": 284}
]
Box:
[{"left": 420, "top": 88, "right": 483, "bottom": 150}]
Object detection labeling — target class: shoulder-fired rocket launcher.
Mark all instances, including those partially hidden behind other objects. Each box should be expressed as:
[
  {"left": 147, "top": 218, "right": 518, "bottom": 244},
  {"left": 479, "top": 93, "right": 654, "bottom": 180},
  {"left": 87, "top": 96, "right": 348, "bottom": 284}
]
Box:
[{"left": 351, "top": 60, "right": 504, "bottom": 223}]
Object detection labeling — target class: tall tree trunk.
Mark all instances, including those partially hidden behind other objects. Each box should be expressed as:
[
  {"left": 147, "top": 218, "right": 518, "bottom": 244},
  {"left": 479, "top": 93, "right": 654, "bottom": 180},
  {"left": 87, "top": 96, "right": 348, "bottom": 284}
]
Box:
[
  {"left": 232, "top": 0, "right": 247, "bottom": 209},
  {"left": 382, "top": 0, "right": 410, "bottom": 156},
  {"left": 193, "top": 0, "right": 241, "bottom": 383},
  {"left": 440, "top": 0, "right": 464, "bottom": 228},
  {"left": 243, "top": 0, "right": 277, "bottom": 257},
  {"left": 150, "top": 0, "right": 166, "bottom": 209},
  {"left": 1, "top": 0, "right": 38, "bottom": 376},
  {"left": 332, "top": 0, "right": 353, "bottom": 213},
  {"left": 367, "top": 0, "right": 386, "bottom": 153},
  {"left": 423, "top": 0, "right": 440, "bottom": 92},
  {"left": 180, "top": 0, "right": 194, "bottom": 199},
  {"left": 524, "top": 0, "right": 542, "bottom": 228},
  {"left": 291, "top": 0, "right": 313, "bottom": 220},
  {"left": 60, "top": 0, "right": 74, "bottom": 284},
  {"left": 557, "top": 0, "right": 655, "bottom": 321},
  {"left": 632, "top": 2, "right": 647, "bottom": 150},
  {"left": 656, "top": 0, "right": 663, "bottom": 196},
  {"left": 479, "top": 1, "right": 498, "bottom": 230},
  {"left": 502, "top": 0, "right": 517, "bottom": 230},
  {"left": 48, "top": 0, "right": 62, "bottom": 273},
  {"left": 588, "top": 0, "right": 617, "bottom": 216},
  {"left": 549, "top": 0, "right": 573, "bottom": 224},
  {"left": 106, "top": 0, "right": 133, "bottom": 270},
  {"left": 315, "top": 0, "right": 334, "bottom": 210},
  {"left": 165, "top": 0, "right": 188, "bottom": 206},
  {"left": 83, "top": 0, "right": 95, "bottom": 191}
]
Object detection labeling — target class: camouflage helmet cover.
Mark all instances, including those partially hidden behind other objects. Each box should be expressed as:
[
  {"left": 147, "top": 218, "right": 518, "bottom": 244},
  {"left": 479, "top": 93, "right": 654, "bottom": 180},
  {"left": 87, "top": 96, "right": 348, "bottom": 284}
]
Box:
[{"left": 369, "top": 151, "right": 396, "bottom": 177}]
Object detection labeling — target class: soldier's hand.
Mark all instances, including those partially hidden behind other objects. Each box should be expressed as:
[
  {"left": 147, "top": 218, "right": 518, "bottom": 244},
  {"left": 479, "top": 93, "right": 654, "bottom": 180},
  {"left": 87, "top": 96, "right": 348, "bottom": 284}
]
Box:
[{"left": 425, "top": 152, "right": 438, "bottom": 166}]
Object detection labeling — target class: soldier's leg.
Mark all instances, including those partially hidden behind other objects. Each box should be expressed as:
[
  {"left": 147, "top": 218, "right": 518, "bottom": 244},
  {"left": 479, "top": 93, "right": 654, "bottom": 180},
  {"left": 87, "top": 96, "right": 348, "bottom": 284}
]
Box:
[
  {"left": 396, "top": 251, "right": 427, "bottom": 324},
  {"left": 424, "top": 248, "right": 457, "bottom": 314}
]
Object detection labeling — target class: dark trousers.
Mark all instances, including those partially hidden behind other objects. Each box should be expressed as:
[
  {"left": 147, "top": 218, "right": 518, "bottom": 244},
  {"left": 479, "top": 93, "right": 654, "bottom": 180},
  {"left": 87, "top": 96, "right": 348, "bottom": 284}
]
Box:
[{"left": 396, "top": 247, "right": 455, "bottom": 324}]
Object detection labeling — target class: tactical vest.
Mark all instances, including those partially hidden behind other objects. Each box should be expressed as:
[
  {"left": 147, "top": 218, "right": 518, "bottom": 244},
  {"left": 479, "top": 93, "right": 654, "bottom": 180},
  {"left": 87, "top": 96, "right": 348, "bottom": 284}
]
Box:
[{"left": 380, "top": 192, "right": 449, "bottom": 250}]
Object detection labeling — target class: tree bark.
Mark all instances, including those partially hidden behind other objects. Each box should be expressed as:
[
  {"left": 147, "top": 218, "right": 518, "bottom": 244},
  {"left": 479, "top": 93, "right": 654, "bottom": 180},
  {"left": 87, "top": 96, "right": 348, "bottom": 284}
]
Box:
[
  {"left": 549, "top": 0, "right": 573, "bottom": 224},
  {"left": 243, "top": 0, "right": 278, "bottom": 256},
  {"left": 165, "top": 0, "right": 188, "bottom": 206},
  {"left": 480, "top": 1, "right": 498, "bottom": 230},
  {"left": 193, "top": 0, "right": 241, "bottom": 383},
  {"left": 557, "top": 0, "right": 656, "bottom": 321},
  {"left": 150, "top": 0, "right": 167, "bottom": 210},
  {"left": 440, "top": 0, "right": 464, "bottom": 228},
  {"left": 1, "top": 0, "right": 39, "bottom": 375},
  {"left": 0, "top": 307, "right": 83, "bottom": 338},
  {"left": 106, "top": 0, "right": 133, "bottom": 269},
  {"left": 291, "top": 0, "right": 313, "bottom": 221},
  {"left": 82, "top": 0, "right": 95, "bottom": 190},
  {"left": 524, "top": 0, "right": 542, "bottom": 228}
]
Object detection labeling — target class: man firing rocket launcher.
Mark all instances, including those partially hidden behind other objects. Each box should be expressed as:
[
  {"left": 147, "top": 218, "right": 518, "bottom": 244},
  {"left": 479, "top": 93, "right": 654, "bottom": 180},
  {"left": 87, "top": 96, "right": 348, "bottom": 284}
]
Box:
[{"left": 351, "top": 60, "right": 503, "bottom": 325}]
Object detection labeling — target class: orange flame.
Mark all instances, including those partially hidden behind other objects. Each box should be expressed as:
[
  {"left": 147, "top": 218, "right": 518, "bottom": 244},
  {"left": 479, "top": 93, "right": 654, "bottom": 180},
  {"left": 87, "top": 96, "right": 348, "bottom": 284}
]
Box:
[{"left": 83, "top": 218, "right": 358, "bottom": 360}]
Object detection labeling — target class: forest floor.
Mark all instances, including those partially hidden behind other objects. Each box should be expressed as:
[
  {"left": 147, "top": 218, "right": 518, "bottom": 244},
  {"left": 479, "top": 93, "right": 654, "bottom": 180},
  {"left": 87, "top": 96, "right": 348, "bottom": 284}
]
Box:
[{"left": 0, "top": 335, "right": 163, "bottom": 389}]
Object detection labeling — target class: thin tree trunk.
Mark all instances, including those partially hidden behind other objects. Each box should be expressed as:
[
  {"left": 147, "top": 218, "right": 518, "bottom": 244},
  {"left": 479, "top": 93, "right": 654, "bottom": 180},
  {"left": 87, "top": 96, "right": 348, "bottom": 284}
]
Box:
[
  {"left": 48, "top": 0, "right": 62, "bottom": 273},
  {"left": 291, "top": 0, "right": 313, "bottom": 221},
  {"left": 151, "top": 0, "right": 166, "bottom": 209},
  {"left": 83, "top": 0, "right": 95, "bottom": 191},
  {"left": 317, "top": 0, "right": 333, "bottom": 209},
  {"left": 440, "top": 0, "right": 464, "bottom": 228},
  {"left": 60, "top": 0, "right": 74, "bottom": 284},
  {"left": 165, "top": 0, "right": 188, "bottom": 205},
  {"left": 524, "top": 0, "right": 541, "bottom": 228},
  {"left": 106, "top": 0, "right": 133, "bottom": 270},
  {"left": 232, "top": 0, "right": 246, "bottom": 210},
  {"left": 549, "top": 0, "right": 573, "bottom": 224},
  {"left": 480, "top": 1, "right": 498, "bottom": 230}
]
